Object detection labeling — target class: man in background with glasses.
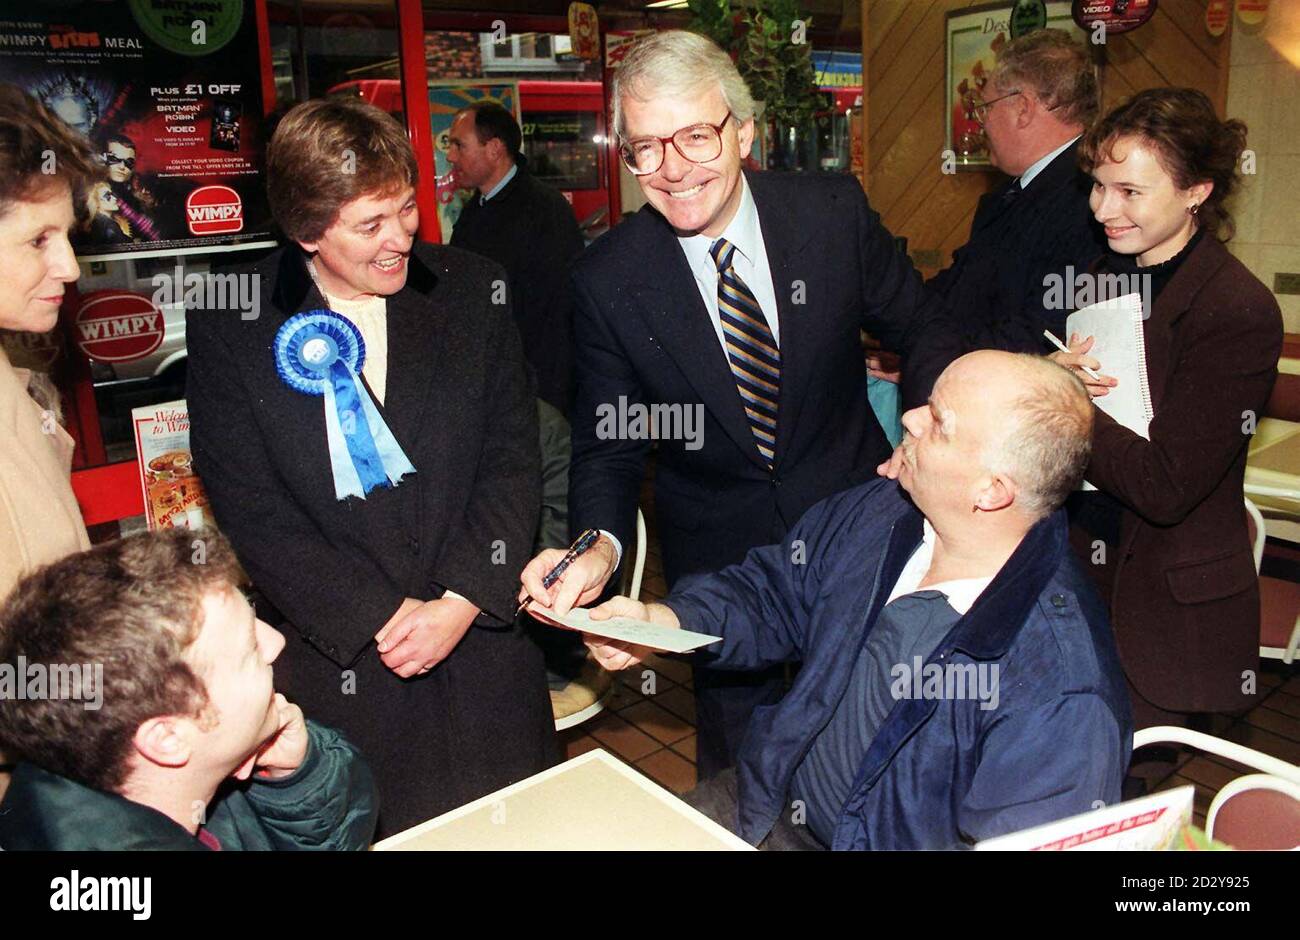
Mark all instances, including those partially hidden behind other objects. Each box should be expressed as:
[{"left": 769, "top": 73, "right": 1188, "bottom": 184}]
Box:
[
  {"left": 520, "top": 30, "right": 963, "bottom": 782},
  {"left": 927, "top": 28, "right": 1106, "bottom": 354}
]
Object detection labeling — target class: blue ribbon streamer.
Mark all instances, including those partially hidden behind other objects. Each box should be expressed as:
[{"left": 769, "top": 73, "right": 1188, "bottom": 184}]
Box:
[{"left": 274, "top": 310, "right": 417, "bottom": 501}]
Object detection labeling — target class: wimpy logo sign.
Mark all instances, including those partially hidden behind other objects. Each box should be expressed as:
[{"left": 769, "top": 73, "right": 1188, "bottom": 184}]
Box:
[
  {"left": 187, "top": 203, "right": 241, "bottom": 223},
  {"left": 186, "top": 185, "right": 244, "bottom": 235},
  {"left": 77, "top": 313, "right": 160, "bottom": 341}
]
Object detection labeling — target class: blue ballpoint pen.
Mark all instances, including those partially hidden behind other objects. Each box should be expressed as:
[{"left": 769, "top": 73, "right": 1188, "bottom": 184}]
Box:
[{"left": 516, "top": 528, "right": 602, "bottom": 616}]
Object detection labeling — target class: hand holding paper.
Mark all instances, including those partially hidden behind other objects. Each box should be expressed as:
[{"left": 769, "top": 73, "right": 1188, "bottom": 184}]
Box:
[{"left": 527, "top": 595, "right": 720, "bottom": 670}]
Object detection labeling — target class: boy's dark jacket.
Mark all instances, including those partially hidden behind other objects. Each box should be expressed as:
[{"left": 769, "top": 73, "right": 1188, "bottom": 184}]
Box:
[{"left": 0, "top": 721, "right": 377, "bottom": 850}]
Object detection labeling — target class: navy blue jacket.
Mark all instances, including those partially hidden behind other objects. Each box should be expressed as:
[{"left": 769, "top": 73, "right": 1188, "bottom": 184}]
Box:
[{"left": 665, "top": 480, "right": 1132, "bottom": 849}]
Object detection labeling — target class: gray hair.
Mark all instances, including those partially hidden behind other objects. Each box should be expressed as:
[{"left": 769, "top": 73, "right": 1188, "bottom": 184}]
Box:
[
  {"left": 983, "top": 355, "right": 1093, "bottom": 520},
  {"left": 612, "top": 30, "right": 756, "bottom": 139},
  {"left": 989, "top": 28, "right": 1099, "bottom": 129}
]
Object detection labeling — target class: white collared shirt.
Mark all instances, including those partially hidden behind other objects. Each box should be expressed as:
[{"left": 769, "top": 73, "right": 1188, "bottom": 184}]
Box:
[
  {"left": 675, "top": 176, "right": 782, "bottom": 352},
  {"left": 884, "top": 520, "right": 993, "bottom": 616},
  {"left": 480, "top": 163, "right": 518, "bottom": 204},
  {"left": 601, "top": 178, "right": 782, "bottom": 566},
  {"left": 1017, "top": 134, "right": 1081, "bottom": 191}
]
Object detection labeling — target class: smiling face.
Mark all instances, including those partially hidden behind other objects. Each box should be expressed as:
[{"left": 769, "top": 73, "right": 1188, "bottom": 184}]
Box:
[
  {"left": 1089, "top": 135, "right": 1210, "bottom": 267},
  {"left": 298, "top": 185, "right": 419, "bottom": 299},
  {"left": 185, "top": 587, "right": 285, "bottom": 780},
  {"left": 620, "top": 83, "right": 753, "bottom": 238},
  {"left": 0, "top": 181, "right": 80, "bottom": 333}
]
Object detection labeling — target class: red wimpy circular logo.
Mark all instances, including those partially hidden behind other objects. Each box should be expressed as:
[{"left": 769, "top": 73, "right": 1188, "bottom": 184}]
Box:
[
  {"left": 74, "top": 291, "right": 165, "bottom": 363},
  {"left": 186, "top": 184, "right": 244, "bottom": 235}
]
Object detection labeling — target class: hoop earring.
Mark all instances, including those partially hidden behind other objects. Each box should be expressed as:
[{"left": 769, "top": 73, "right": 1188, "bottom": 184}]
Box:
[{"left": 1188, "top": 203, "right": 1200, "bottom": 216}]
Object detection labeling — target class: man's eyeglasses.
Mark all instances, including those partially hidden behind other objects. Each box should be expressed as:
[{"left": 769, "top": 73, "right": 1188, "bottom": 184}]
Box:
[
  {"left": 101, "top": 152, "right": 135, "bottom": 169},
  {"left": 965, "top": 89, "right": 1022, "bottom": 123},
  {"left": 618, "top": 113, "right": 732, "bottom": 176}
]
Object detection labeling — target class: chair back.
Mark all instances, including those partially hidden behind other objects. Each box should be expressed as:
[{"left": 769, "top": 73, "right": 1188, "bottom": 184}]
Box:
[
  {"left": 1207, "top": 774, "right": 1300, "bottom": 849},
  {"left": 1244, "top": 496, "right": 1265, "bottom": 573}
]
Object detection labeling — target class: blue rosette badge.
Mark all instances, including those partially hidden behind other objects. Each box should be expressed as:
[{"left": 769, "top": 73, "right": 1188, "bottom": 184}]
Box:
[{"left": 274, "top": 310, "right": 416, "bottom": 500}]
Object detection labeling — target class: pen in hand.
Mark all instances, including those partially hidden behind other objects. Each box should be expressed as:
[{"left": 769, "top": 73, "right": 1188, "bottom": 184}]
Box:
[
  {"left": 1043, "top": 329, "right": 1103, "bottom": 381},
  {"left": 516, "top": 528, "right": 603, "bottom": 616}
]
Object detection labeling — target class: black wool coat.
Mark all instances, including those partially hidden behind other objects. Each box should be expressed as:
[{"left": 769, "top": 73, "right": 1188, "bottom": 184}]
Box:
[
  {"left": 927, "top": 139, "right": 1109, "bottom": 352},
  {"left": 186, "top": 242, "right": 556, "bottom": 838},
  {"left": 450, "top": 164, "right": 585, "bottom": 415}
]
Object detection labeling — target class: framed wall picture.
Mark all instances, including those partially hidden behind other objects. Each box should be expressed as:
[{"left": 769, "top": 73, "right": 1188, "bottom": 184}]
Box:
[{"left": 944, "top": 2, "right": 1092, "bottom": 170}]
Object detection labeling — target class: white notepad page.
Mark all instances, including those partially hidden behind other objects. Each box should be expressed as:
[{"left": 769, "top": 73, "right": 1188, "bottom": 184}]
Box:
[{"left": 1066, "top": 292, "right": 1154, "bottom": 491}]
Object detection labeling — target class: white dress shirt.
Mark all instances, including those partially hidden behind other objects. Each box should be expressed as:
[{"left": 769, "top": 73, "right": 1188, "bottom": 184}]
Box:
[
  {"left": 675, "top": 175, "right": 782, "bottom": 351},
  {"left": 884, "top": 520, "right": 993, "bottom": 616},
  {"left": 602, "top": 177, "right": 781, "bottom": 566},
  {"left": 1017, "top": 135, "right": 1081, "bottom": 191}
]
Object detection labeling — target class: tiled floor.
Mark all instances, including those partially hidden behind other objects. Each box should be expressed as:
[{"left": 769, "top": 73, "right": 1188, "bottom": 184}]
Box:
[
  {"left": 560, "top": 465, "right": 1300, "bottom": 821},
  {"left": 557, "top": 524, "right": 704, "bottom": 794}
]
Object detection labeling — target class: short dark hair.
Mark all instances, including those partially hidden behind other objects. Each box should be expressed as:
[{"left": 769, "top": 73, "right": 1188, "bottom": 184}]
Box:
[
  {"left": 266, "top": 96, "right": 418, "bottom": 243},
  {"left": 0, "top": 529, "right": 244, "bottom": 793},
  {"left": 1079, "top": 87, "right": 1248, "bottom": 240},
  {"left": 0, "top": 82, "right": 104, "bottom": 221},
  {"left": 458, "top": 101, "right": 522, "bottom": 161},
  {"left": 98, "top": 131, "right": 136, "bottom": 152}
]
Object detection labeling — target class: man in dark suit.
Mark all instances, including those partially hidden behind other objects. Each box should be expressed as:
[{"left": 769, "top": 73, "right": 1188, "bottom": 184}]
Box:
[
  {"left": 447, "top": 102, "right": 585, "bottom": 414},
  {"left": 927, "top": 28, "right": 1107, "bottom": 352},
  {"left": 520, "top": 31, "right": 962, "bottom": 779},
  {"left": 187, "top": 98, "right": 555, "bottom": 839}
]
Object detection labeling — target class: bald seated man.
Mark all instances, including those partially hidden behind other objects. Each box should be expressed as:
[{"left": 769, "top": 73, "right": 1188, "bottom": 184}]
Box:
[{"left": 575, "top": 351, "right": 1132, "bottom": 849}]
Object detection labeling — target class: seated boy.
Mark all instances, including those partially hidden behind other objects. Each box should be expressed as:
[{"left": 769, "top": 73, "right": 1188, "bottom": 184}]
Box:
[{"left": 0, "top": 529, "right": 377, "bottom": 850}]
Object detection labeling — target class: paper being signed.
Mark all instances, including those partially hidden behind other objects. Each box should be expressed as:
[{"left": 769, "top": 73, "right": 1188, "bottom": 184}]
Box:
[{"left": 527, "top": 603, "right": 722, "bottom": 654}]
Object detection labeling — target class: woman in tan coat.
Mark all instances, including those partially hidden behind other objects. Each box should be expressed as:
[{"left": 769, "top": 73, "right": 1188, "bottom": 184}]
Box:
[
  {"left": 1056, "top": 89, "right": 1283, "bottom": 729},
  {"left": 0, "top": 85, "right": 100, "bottom": 600},
  {"left": 0, "top": 85, "right": 101, "bottom": 801}
]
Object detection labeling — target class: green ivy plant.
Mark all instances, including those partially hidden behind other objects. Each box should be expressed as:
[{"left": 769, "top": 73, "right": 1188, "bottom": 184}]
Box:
[{"left": 687, "top": 0, "right": 821, "bottom": 128}]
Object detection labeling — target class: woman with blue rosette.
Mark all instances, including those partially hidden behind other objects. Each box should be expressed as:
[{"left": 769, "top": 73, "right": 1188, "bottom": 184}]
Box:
[{"left": 186, "top": 97, "right": 556, "bottom": 838}]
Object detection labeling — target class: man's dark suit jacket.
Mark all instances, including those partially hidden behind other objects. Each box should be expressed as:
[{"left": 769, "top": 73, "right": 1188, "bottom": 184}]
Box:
[
  {"left": 569, "top": 170, "right": 963, "bottom": 585},
  {"left": 927, "top": 139, "right": 1107, "bottom": 351},
  {"left": 451, "top": 163, "right": 585, "bottom": 414},
  {"left": 186, "top": 243, "right": 555, "bottom": 837}
]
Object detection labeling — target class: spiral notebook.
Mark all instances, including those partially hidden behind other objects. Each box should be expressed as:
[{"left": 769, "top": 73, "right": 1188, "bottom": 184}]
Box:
[{"left": 1066, "top": 293, "right": 1153, "bottom": 490}]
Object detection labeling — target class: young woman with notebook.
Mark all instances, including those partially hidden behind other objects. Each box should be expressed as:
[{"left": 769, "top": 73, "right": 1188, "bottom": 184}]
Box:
[{"left": 1053, "top": 88, "right": 1283, "bottom": 731}]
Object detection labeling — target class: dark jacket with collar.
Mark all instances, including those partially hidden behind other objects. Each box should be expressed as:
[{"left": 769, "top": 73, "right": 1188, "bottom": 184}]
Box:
[
  {"left": 569, "top": 170, "right": 964, "bottom": 586},
  {"left": 1076, "top": 235, "right": 1283, "bottom": 714},
  {"left": 185, "top": 242, "right": 556, "bottom": 838},
  {"left": 664, "top": 479, "right": 1132, "bottom": 849},
  {"left": 0, "top": 721, "right": 377, "bottom": 850},
  {"left": 927, "top": 139, "right": 1107, "bottom": 352},
  {"left": 450, "top": 163, "right": 585, "bottom": 414}
]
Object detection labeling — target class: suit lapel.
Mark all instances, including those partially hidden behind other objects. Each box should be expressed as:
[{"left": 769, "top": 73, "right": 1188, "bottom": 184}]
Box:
[
  {"left": 377, "top": 252, "right": 444, "bottom": 447},
  {"left": 1141, "top": 236, "right": 1227, "bottom": 414},
  {"left": 749, "top": 174, "right": 815, "bottom": 469},
  {"left": 268, "top": 245, "right": 444, "bottom": 450},
  {"left": 629, "top": 219, "right": 769, "bottom": 470}
]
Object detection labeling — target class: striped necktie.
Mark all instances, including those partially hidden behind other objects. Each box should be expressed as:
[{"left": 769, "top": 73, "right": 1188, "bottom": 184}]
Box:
[{"left": 710, "top": 237, "right": 780, "bottom": 466}]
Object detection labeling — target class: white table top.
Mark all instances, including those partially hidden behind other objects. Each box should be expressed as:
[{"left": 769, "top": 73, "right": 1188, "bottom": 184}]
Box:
[{"left": 372, "top": 749, "right": 755, "bottom": 851}]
